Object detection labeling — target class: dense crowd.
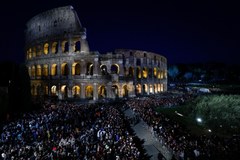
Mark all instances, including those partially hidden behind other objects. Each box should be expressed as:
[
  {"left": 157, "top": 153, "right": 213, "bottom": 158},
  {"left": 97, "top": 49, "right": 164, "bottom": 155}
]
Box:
[
  {"left": 0, "top": 101, "right": 143, "bottom": 160},
  {"left": 126, "top": 93, "right": 240, "bottom": 160}
]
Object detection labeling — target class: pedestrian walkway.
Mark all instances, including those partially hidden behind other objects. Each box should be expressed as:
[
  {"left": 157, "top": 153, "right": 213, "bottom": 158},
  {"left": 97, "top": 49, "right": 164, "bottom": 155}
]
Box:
[{"left": 124, "top": 108, "right": 173, "bottom": 160}]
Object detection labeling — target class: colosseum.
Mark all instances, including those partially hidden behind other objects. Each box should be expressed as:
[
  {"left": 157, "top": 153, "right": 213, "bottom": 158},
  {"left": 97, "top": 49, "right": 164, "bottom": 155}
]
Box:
[{"left": 25, "top": 6, "right": 167, "bottom": 101}]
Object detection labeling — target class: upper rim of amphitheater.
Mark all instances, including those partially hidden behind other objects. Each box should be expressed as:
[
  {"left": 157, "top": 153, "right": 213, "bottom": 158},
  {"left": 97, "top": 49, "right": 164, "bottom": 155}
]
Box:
[
  {"left": 25, "top": 5, "right": 84, "bottom": 44},
  {"left": 114, "top": 49, "right": 167, "bottom": 59}
]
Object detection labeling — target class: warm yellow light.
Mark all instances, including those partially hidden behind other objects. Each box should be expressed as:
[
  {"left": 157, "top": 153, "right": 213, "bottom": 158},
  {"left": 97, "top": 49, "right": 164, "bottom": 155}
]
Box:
[{"left": 44, "top": 43, "right": 49, "bottom": 54}]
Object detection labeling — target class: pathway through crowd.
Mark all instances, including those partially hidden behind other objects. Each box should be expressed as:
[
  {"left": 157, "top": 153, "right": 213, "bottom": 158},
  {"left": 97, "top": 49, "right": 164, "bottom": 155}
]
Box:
[{"left": 124, "top": 108, "right": 173, "bottom": 160}]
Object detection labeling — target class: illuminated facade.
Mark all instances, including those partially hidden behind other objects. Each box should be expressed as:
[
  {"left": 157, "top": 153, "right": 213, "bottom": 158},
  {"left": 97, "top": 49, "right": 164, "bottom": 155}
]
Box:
[{"left": 25, "top": 6, "right": 167, "bottom": 101}]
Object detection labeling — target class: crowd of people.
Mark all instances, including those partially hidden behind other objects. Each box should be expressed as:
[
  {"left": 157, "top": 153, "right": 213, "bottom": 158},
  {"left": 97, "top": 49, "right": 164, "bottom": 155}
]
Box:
[
  {"left": 1, "top": 92, "right": 239, "bottom": 160},
  {"left": 0, "top": 101, "right": 145, "bottom": 160},
  {"left": 126, "top": 93, "right": 240, "bottom": 160}
]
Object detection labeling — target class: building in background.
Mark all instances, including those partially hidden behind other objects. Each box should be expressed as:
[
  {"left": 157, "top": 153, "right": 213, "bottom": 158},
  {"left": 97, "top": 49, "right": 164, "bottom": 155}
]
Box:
[{"left": 25, "top": 6, "right": 167, "bottom": 101}]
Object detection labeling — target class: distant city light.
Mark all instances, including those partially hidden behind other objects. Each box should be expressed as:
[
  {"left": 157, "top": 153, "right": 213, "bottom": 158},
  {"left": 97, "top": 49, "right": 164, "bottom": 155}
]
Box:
[
  {"left": 208, "top": 129, "right": 212, "bottom": 132},
  {"left": 196, "top": 117, "right": 202, "bottom": 123}
]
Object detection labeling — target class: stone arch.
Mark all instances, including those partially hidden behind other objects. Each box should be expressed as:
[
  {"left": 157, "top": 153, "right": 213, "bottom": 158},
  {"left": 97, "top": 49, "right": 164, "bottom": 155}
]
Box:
[
  {"left": 36, "top": 65, "right": 41, "bottom": 76},
  {"left": 111, "top": 64, "right": 119, "bottom": 74},
  {"left": 51, "top": 64, "right": 57, "bottom": 76},
  {"left": 128, "top": 66, "right": 134, "bottom": 77},
  {"left": 61, "top": 63, "right": 69, "bottom": 76},
  {"left": 72, "top": 62, "right": 81, "bottom": 75},
  {"left": 28, "top": 67, "right": 31, "bottom": 77},
  {"left": 43, "top": 64, "right": 48, "bottom": 76},
  {"left": 112, "top": 85, "right": 119, "bottom": 97},
  {"left": 52, "top": 42, "right": 58, "bottom": 54},
  {"left": 44, "top": 43, "right": 49, "bottom": 54},
  {"left": 142, "top": 67, "right": 148, "bottom": 78},
  {"left": 86, "top": 62, "right": 93, "bottom": 75},
  {"left": 75, "top": 41, "right": 81, "bottom": 52},
  {"left": 122, "top": 85, "right": 128, "bottom": 97},
  {"left": 100, "top": 64, "right": 108, "bottom": 75},
  {"left": 61, "top": 85, "right": 68, "bottom": 99},
  {"left": 154, "top": 67, "right": 157, "bottom": 78},
  {"left": 51, "top": 85, "right": 57, "bottom": 96},
  {"left": 136, "top": 84, "right": 142, "bottom": 94},
  {"left": 149, "top": 84, "right": 153, "bottom": 94},
  {"left": 28, "top": 48, "right": 32, "bottom": 59},
  {"left": 136, "top": 67, "right": 141, "bottom": 78},
  {"left": 143, "top": 84, "right": 148, "bottom": 94},
  {"left": 31, "top": 65, "right": 36, "bottom": 77},
  {"left": 32, "top": 47, "right": 36, "bottom": 57},
  {"left": 62, "top": 40, "right": 69, "bottom": 53},
  {"left": 85, "top": 85, "right": 93, "bottom": 99},
  {"left": 98, "top": 85, "right": 107, "bottom": 98},
  {"left": 72, "top": 85, "right": 80, "bottom": 98},
  {"left": 154, "top": 84, "right": 158, "bottom": 93}
]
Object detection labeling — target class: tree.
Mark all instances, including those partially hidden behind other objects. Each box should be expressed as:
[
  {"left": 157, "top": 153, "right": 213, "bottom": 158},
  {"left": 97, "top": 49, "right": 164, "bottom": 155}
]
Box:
[{"left": 168, "top": 65, "right": 179, "bottom": 82}]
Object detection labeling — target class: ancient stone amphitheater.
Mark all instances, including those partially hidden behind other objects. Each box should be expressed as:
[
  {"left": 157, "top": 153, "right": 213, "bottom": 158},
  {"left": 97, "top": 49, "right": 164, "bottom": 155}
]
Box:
[{"left": 25, "top": 6, "right": 167, "bottom": 101}]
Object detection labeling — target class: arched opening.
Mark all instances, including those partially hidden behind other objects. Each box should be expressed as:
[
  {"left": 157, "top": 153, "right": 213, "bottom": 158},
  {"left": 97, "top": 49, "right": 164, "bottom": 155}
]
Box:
[
  {"left": 164, "top": 70, "right": 167, "bottom": 79},
  {"left": 149, "top": 84, "right": 153, "bottom": 94},
  {"left": 43, "top": 64, "right": 48, "bottom": 76},
  {"left": 52, "top": 42, "right": 58, "bottom": 54},
  {"left": 72, "top": 62, "right": 81, "bottom": 75},
  {"left": 61, "top": 85, "right": 68, "bottom": 99},
  {"left": 122, "top": 85, "right": 128, "bottom": 97},
  {"left": 142, "top": 67, "right": 148, "bottom": 78},
  {"left": 100, "top": 65, "right": 108, "bottom": 75},
  {"left": 136, "top": 67, "right": 141, "bottom": 79},
  {"left": 51, "top": 64, "right": 57, "bottom": 76},
  {"left": 62, "top": 41, "right": 69, "bottom": 53},
  {"left": 158, "top": 71, "right": 163, "bottom": 79},
  {"left": 85, "top": 85, "right": 93, "bottom": 99},
  {"left": 72, "top": 85, "right": 80, "bottom": 98},
  {"left": 31, "top": 85, "right": 35, "bottom": 95},
  {"left": 61, "top": 63, "right": 69, "bottom": 76},
  {"left": 44, "top": 43, "right": 49, "bottom": 55},
  {"left": 75, "top": 41, "right": 81, "bottom": 52},
  {"left": 160, "top": 84, "right": 164, "bottom": 92},
  {"left": 98, "top": 85, "right": 107, "bottom": 98},
  {"left": 51, "top": 85, "right": 57, "bottom": 96},
  {"left": 154, "top": 84, "right": 158, "bottom": 93},
  {"left": 136, "top": 84, "right": 141, "bottom": 94},
  {"left": 31, "top": 66, "right": 36, "bottom": 77},
  {"left": 112, "top": 85, "right": 119, "bottom": 97},
  {"left": 158, "top": 84, "right": 161, "bottom": 92},
  {"left": 136, "top": 58, "right": 141, "bottom": 66},
  {"left": 28, "top": 48, "right": 32, "bottom": 59},
  {"left": 143, "top": 84, "right": 148, "bottom": 94},
  {"left": 32, "top": 47, "right": 36, "bottom": 57},
  {"left": 36, "top": 65, "right": 41, "bottom": 76},
  {"left": 28, "top": 67, "right": 31, "bottom": 77},
  {"left": 111, "top": 64, "right": 119, "bottom": 74},
  {"left": 86, "top": 63, "right": 93, "bottom": 75},
  {"left": 128, "top": 67, "right": 134, "bottom": 77},
  {"left": 154, "top": 67, "right": 157, "bottom": 78}
]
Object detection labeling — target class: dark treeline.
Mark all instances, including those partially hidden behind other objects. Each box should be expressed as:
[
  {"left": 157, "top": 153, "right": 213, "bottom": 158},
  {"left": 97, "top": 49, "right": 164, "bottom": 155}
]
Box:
[{"left": 168, "top": 62, "right": 240, "bottom": 84}]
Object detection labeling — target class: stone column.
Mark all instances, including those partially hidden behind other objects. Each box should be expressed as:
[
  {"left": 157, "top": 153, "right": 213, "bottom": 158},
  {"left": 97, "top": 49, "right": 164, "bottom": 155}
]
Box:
[
  {"left": 80, "top": 59, "right": 86, "bottom": 76},
  {"left": 106, "top": 83, "right": 112, "bottom": 99},
  {"left": 93, "top": 58, "right": 99, "bottom": 76},
  {"left": 80, "top": 83, "right": 85, "bottom": 99},
  {"left": 68, "top": 37, "right": 73, "bottom": 53},
  {"left": 93, "top": 83, "right": 98, "bottom": 101}
]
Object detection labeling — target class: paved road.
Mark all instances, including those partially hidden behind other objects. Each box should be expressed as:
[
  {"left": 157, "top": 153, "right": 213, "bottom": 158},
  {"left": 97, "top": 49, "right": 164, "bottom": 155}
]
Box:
[{"left": 124, "top": 108, "right": 173, "bottom": 160}]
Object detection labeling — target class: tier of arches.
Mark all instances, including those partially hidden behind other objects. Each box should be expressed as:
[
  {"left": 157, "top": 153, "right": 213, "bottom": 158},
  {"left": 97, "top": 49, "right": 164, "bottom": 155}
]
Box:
[
  {"left": 26, "top": 40, "right": 81, "bottom": 59},
  {"left": 31, "top": 83, "right": 166, "bottom": 100},
  {"left": 28, "top": 63, "right": 167, "bottom": 80}
]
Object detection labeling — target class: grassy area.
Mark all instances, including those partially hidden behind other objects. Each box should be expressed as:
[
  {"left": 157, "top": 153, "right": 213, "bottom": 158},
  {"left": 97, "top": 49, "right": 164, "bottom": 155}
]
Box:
[{"left": 156, "top": 94, "right": 240, "bottom": 138}]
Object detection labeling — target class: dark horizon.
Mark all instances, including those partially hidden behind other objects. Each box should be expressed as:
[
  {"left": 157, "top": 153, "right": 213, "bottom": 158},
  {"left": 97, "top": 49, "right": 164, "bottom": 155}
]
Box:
[{"left": 0, "top": 1, "right": 240, "bottom": 65}]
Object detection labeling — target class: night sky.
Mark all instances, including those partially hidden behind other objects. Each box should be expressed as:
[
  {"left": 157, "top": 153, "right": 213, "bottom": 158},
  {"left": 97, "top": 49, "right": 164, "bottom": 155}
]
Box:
[{"left": 0, "top": 0, "right": 239, "bottom": 65}]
